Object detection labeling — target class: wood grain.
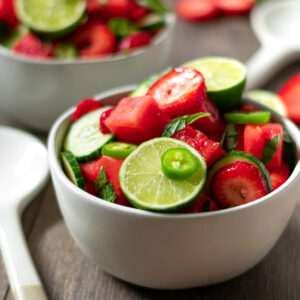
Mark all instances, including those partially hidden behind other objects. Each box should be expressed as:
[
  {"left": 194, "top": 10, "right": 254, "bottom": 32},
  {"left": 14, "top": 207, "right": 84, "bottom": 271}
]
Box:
[{"left": 1, "top": 5, "right": 300, "bottom": 300}]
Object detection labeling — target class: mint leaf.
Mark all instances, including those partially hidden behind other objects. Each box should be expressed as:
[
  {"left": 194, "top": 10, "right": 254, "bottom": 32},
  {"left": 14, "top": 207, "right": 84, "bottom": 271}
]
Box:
[
  {"left": 261, "top": 134, "right": 280, "bottom": 164},
  {"left": 95, "top": 167, "right": 107, "bottom": 196},
  {"left": 161, "top": 112, "right": 210, "bottom": 137},
  {"left": 137, "top": 0, "right": 171, "bottom": 14},
  {"left": 99, "top": 183, "right": 116, "bottom": 203},
  {"left": 220, "top": 124, "right": 239, "bottom": 152},
  {"left": 108, "top": 18, "right": 138, "bottom": 38},
  {"left": 201, "top": 199, "right": 210, "bottom": 212}
]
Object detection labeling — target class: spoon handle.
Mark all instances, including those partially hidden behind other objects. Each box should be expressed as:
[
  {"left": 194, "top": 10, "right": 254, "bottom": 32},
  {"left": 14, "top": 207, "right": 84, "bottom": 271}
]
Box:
[
  {"left": 246, "top": 45, "right": 293, "bottom": 90},
  {"left": 0, "top": 207, "right": 47, "bottom": 300}
]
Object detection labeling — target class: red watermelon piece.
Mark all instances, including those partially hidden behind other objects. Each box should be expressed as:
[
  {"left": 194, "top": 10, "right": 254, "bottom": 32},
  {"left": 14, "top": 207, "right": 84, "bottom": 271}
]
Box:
[
  {"left": 105, "top": 95, "right": 170, "bottom": 144},
  {"left": 244, "top": 123, "right": 283, "bottom": 168},
  {"left": 172, "top": 125, "right": 226, "bottom": 167}
]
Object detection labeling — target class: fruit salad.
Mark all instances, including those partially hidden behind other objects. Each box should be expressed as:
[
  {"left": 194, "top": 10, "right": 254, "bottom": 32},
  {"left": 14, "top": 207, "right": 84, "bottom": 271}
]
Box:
[
  {"left": 61, "top": 57, "right": 296, "bottom": 213},
  {"left": 0, "top": 0, "right": 169, "bottom": 60}
]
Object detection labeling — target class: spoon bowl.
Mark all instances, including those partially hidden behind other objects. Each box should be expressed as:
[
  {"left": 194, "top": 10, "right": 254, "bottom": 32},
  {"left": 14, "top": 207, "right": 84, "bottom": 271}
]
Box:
[
  {"left": 0, "top": 126, "right": 49, "bottom": 300},
  {"left": 247, "top": 1, "right": 300, "bottom": 89}
]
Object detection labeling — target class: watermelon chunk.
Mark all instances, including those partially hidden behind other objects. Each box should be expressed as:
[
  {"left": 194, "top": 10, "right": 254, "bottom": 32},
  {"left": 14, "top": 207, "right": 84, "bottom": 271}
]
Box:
[
  {"left": 172, "top": 125, "right": 226, "bottom": 167},
  {"left": 105, "top": 95, "right": 170, "bottom": 144},
  {"left": 244, "top": 123, "right": 283, "bottom": 168},
  {"left": 80, "top": 156, "right": 129, "bottom": 206}
]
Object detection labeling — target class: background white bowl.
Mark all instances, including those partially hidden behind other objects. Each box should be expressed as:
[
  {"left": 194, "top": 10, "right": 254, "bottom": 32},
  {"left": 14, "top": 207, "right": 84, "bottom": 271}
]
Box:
[
  {"left": 0, "top": 14, "right": 175, "bottom": 132},
  {"left": 48, "top": 86, "right": 300, "bottom": 289}
]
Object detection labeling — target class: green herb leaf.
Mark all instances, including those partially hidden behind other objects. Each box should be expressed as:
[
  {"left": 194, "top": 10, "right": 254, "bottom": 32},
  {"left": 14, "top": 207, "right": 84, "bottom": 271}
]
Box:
[
  {"left": 108, "top": 18, "right": 138, "bottom": 38},
  {"left": 161, "top": 112, "right": 210, "bottom": 137},
  {"left": 95, "top": 167, "right": 107, "bottom": 195},
  {"left": 261, "top": 134, "right": 281, "bottom": 164},
  {"left": 220, "top": 124, "right": 239, "bottom": 152},
  {"left": 201, "top": 199, "right": 210, "bottom": 212},
  {"left": 99, "top": 183, "right": 116, "bottom": 203},
  {"left": 137, "top": 0, "right": 171, "bottom": 14}
]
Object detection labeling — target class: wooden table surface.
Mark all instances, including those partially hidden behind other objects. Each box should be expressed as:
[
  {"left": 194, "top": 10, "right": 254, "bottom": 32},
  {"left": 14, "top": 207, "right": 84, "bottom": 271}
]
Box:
[{"left": 1, "top": 5, "right": 300, "bottom": 300}]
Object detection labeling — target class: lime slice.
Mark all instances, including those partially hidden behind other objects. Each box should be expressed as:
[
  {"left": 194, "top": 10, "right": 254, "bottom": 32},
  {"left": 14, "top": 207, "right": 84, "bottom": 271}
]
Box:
[
  {"left": 119, "top": 138, "right": 207, "bottom": 212},
  {"left": 16, "top": 0, "right": 86, "bottom": 35},
  {"left": 245, "top": 90, "right": 288, "bottom": 117},
  {"left": 183, "top": 56, "right": 246, "bottom": 111}
]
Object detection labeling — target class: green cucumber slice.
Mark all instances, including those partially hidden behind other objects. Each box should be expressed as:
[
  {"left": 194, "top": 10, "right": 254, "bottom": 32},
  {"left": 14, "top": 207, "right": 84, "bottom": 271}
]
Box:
[
  {"left": 138, "top": 13, "right": 165, "bottom": 31},
  {"left": 64, "top": 107, "right": 114, "bottom": 163},
  {"left": 55, "top": 42, "right": 78, "bottom": 59},
  {"left": 207, "top": 150, "right": 273, "bottom": 193},
  {"left": 129, "top": 66, "right": 172, "bottom": 97},
  {"left": 61, "top": 151, "right": 86, "bottom": 190},
  {"left": 224, "top": 111, "right": 271, "bottom": 124}
]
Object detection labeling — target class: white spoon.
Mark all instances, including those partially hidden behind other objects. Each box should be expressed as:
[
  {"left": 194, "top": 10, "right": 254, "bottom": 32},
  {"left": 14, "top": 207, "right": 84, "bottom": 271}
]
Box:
[
  {"left": 0, "top": 126, "right": 48, "bottom": 300},
  {"left": 246, "top": 0, "right": 300, "bottom": 90}
]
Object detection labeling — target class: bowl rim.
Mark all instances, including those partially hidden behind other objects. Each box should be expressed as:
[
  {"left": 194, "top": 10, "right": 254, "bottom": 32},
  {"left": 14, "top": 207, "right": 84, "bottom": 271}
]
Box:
[
  {"left": 0, "top": 13, "right": 176, "bottom": 66},
  {"left": 48, "top": 85, "right": 300, "bottom": 219}
]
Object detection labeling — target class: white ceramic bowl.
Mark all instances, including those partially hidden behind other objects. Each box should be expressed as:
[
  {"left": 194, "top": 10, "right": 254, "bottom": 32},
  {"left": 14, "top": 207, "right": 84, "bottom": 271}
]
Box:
[
  {"left": 0, "top": 14, "right": 175, "bottom": 132},
  {"left": 48, "top": 86, "right": 300, "bottom": 289}
]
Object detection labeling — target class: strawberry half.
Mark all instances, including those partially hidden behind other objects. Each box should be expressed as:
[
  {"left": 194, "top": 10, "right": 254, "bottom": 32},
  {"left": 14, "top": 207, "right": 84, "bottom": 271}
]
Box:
[
  {"left": 99, "top": 108, "right": 114, "bottom": 134},
  {"left": 182, "top": 192, "right": 219, "bottom": 213},
  {"left": 86, "top": 0, "right": 103, "bottom": 14},
  {"left": 147, "top": 67, "right": 208, "bottom": 119},
  {"left": 12, "top": 33, "right": 53, "bottom": 59},
  {"left": 211, "top": 161, "right": 269, "bottom": 208},
  {"left": 214, "top": 0, "right": 255, "bottom": 16},
  {"left": 72, "top": 98, "right": 103, "bottom": 122},
  {"left": 70, "top": 21, "right": 116, "bottom": 58},
  {"left": 127, "top": 1, "right": 148, "bottom": 21},
  {"left": 0, "top": 0, "right": 18, "bottom": 28},
  {"left": 176, "top": 0, "right": 218, "bottom": 22},
  {"left": 100, "top": 0, "right": 131, "bottom": 20},
  {"left": 173, "top": 125, "right": 225, "bottom": 167},
  {"left": 267, "top": 163, "right": 290, "bottom": 190},
  {"left": 118, "top": 32, "right": 152, "bottom": 52},
  {"left": 278, "top": 74, "right": 300, "bottom": 124}
]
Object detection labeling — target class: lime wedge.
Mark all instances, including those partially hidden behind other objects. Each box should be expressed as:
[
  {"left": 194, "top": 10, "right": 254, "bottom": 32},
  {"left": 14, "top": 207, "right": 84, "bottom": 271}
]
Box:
[
  {"left": 183, "top": 56, "right": 246, "bottom": 111},
  {"left": 245, "top": 90, "right": 288, "bottom": 117},
  {"left": 119, "top": 138, "right": 207, "bottom": 212},
  {"left": 16, "top": 0, "right": 86, "bottom": 35}
]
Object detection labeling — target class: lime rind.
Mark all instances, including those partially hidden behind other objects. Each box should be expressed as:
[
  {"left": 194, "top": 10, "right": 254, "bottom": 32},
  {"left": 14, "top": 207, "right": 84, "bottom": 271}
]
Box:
[
  {"left": 16, "top": 0, "right": 86, "bottom": 35},
  {"left": 119, "top": 138, "right": 207, "bottom": 212}
]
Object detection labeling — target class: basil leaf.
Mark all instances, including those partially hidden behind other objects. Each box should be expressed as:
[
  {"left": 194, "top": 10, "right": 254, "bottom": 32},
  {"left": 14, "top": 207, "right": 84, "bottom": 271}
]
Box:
[
  {"left": 161, "top": 112, "right": 210, "bottom": 137},
  {"left": 99, "top": 183, "right": 116, "bottom": 203},
  {"left": 95, "top": 167, "right": 107, "bottom": 196},
  {"left": 261, "top": 134, "right": 281, "bottom": 164},
  {"left": 137, "top": 0, "right": 170, "bottom": 14},
  {"left": 220, "top": 124, "right": 239, "bottom": 152}
]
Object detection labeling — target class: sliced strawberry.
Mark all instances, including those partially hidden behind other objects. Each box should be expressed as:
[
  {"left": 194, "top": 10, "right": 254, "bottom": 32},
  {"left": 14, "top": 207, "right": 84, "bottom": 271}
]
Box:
[
  {"left": 80, "top": 155, "right": 129, "bottom": 206},
  {"left": 70, "top": 21, "right": 116, "bottom": 58},
  {"left": 72, "top": 98, "right": 103, "bottom": 122},
  {"left": 267, "top": 163, "right": 290, "bottom": 190},
  {"left": 147, "top": 67, "right": 208, "bottom": 119},
  {"left": 173, "top": 125, "right": 225, "bottom": 167},
  {"left": 182, "top": 192, "right": 219, "bottom": 213},
  {"left": 118, "top": 32, "right": 152, "bottom": 52},
  {"left": 100, "top": 0, "right": 131, "bottom": 20},
  {"left": 86, "top": 0, "right": 102, "bottom": 13},
  {"left": 278, "top": 74, "right": 300, "bottom": 124},
  {"left": 176, "top": 0, "right": 217, "bottom": 22},
  {"left": 244, "top": 123, "right": 283, "bottom": 168},
  {"left": 127, "top": 1, "right": 148, "bottom": 21},
  {"left": 0, "top": 0, "right": 18, "bottom": 28},
  {"left": 214, "top": 0, "right": 255, "bottom": 16},
  {"left": 105, "top": 95, "right": 170, "bottom": 144},
  {"left": 211, "top": 161, "right": 269, "bottom": 208},
  {"left": 99, "top": 108, "right": 114, "bottom": 134},
  {"left": 12, "top": 33, "right": 53, "bottom": 59}
]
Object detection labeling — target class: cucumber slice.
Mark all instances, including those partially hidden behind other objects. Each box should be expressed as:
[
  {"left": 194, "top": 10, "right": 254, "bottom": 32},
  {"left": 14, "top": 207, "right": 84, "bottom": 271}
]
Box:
[
  {"left": 55, "top": 42, "right": 78, "bottom": 60},
  {"left": 61, "top": 151, "right": 86, "bottom": 190},
  {"left": 64, "top": 107, "right": 114, "bottom": 163},
  {"left": 129, "top": 66, "right": 172, "bottom": 97},
  {"left": 207, "top": 150, "right": 273, "bottom": 193},
  {"left": 138, "top": 13, "right": 165, "bottom": 31}
]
